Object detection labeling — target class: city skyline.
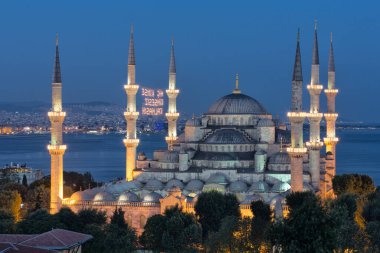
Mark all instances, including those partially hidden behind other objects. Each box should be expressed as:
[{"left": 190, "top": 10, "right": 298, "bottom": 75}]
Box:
[{"left": 0, "top": 1, "right": 379, "bottom": 123}]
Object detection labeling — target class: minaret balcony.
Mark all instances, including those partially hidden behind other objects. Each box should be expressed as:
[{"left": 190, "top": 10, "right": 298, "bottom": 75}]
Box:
[
  {"left": 124, "top": 111, "right": 139, "bottom": 120},
  {"left": 48, "top": 111, "right": 66, "bottom": 117},
  {"left": 166, "top": 89, "right": 180, "bottom": 94},
  {"left": 306, "top": 141, "right": 324, "bottom": 150},
  {"left": 166, "top": 112, "right": 180, "bottom": 120},
  {"left": 324, "top": 89, "right": 338, "bottom": 94},
  {"left": 286, "top": 147, "right": 307, "bottom": 156},
  {"left": 324, "top": 137, "right": 339, "bottom": 145},
  {"left": 287, "top": 112, "right": 307, "bottom": 121},
  {"left": 47, "top": 144, "right": 67, "bottom": 155},
  {"left": 324, "top": 113, "right": 338, "bottom": 120},
  {"left": 165, "top": 136, "right": 178, "bottom": 142},
  {"left": 307, "top": 84, "right": 323, "bottom": 91},
  {"left": 124, "top": 84, "right": 139, "bottom": 93},
  {"left": 123, "top": 138, "right": 140, "bottom": 147}
]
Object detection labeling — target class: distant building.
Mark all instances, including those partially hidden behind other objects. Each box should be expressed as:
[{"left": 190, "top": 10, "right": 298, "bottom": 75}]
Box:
[
  {"left": 0, "top": 229, "right": 92, "bottom": 253},
  {"left": 0, "top": 163, "right": 43, "bottom": 185}
]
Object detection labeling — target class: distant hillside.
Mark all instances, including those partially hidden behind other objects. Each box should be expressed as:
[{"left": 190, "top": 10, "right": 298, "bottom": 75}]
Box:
[{"left": 0, "top": 101, "right": 120, "bottom": 112}]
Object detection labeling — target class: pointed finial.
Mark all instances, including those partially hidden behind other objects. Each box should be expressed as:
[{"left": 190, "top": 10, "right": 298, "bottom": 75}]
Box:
[
  {"left": 312, "top": 20, "right": 319, "bottom": 65},
  {"left": 330, "top": 32, "right": 333, "bottom": 43},
  {"left": 328, "top": 32, "right": 335, "bottom": 72},
  {"left": 169, "top": 37, "right": 176, "bottom": 74},
  {"left": 52, "top": 34, "right": 62, "bottom": 83},
  {"left": 233, "top": 73, "right": 241, "bottom": 94},
  {"left": 128, "top": 25, "right": 136, "bottom": 65},
  {"left": 292, "top": 29, "right": 303, "bottom": 82},
  {"left": 314, "top": 19, "right": 318, "bottom": 31}
]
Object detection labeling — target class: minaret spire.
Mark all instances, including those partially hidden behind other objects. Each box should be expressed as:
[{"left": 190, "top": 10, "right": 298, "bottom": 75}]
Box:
[
  {"left": 288, "top": 29, "right": 307, "bottom": 192},
  {"left": 166, "top": 37, "right": 180, "bottom": 150},
  {"left": 328, "top": 33, "right": 335, "bottom": 75},
  {"left": 48, "top": 34, "right": 67, "bottom": 214},
  {"left": 233, "top": 73, "right": 241, "bottom": 94},
  {"left": 124, "top": 25, "right": 140, "bottom": 181},
  {"left": 53, "top": 33, "right": 62, "bottom": 84},
  {"left": 312, "top": 20, "right": 319, "bottom": 65}
]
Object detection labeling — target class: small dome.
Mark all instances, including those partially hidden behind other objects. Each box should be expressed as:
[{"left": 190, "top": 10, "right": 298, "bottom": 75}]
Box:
[
  {"left": 144, "top": 179, "right": 164, "bottom": 191},
  {"left": 229, "top": 181, "right": 248, "bottom": 193},
  {"left": 70, "top": 191, "right": 89, "bottom": 201},
  {"left": 257, "top": 119, "right": 275, "bottom": 127},
  {"left": 118, "top": 191, "right": 140, "bottom": 202},
  {"left": 165, "top": 179, "right": 185, "bottom": 190},
  {"left": 248, "top": 181, "right": 269, "bottom": 193},
  {"left": 241, "top": 194, "right": 264, "bottom": 204},
  {"left": 93, "top": 191, "right": 114, "bottom": 202},
  {"left": 269, "top": 152, "right": 291, "bottom": 164},
  {"left": 143, "top": 192, "right": 162, "bottom": 203},
  {"left": 207, "top": 93, "right": 268, "bottom": 115},
  {"left": 203, "top": 183, "right": 226, "bottom": 192},
  {"left": 185, "top": 179, "right": 204, "bottom": 192},
  {"left": 271, "top": 182, "right": 291, "bottom": 193},
  {"left": 107, "top": 180, "right": 142, "bottom": 193},
  {"left": 186, "top": 117, "right": 202, "bottom": 126},
  {"left": 204, "top": 129, "right": 251, "bottom": 144},
  {"left": 206, "top": 173, "right": 229, "bottom": 185}
]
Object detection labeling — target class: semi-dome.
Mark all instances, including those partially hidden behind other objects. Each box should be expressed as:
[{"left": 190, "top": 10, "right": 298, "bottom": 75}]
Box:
[
  {"left": 204, "top": 129, "right": 251, "bottom": 144},
  {"left": 207, "top": 93, "right": 268, "bottom": 115},
  {"left": 206, "top": 173, "right": 229, "bottom": 185},
  {"left": 107, "top": 180, "right": 142, "bottom": 193},
  {"left": 257, "top": 118, "right": 275, "bottom": 127},
  {"left": 185, "top": 179, "right": 204, "bottom": 192},
  {"left": 271, "top": 182, "right": 291, "bottom": 193},
  {"left": 142, "top": 192, "right": 162, "bottom": 203},
  {"left": 93, "top": 191, "right": 114, "bottom": 202},
  {"left": 269, "top": 152, "right": 291, "bottom": 164},
  {"left": 229, "top": 181, "right": 248, "bottom": 193},
  {"left": 186, "top": 117, "right": 202, "bottom": 127},
  {"left": 118, "top": 191, "right": 140, "bottom": 202},
  {"left": 248, "top": 181, "right": 269, "bottom": 193},
  {"left": 165, "top": 179, "right": 185, "bottom": 190},
  {"left": 144, "top": 179, "right": 164, "bottom": 191}
]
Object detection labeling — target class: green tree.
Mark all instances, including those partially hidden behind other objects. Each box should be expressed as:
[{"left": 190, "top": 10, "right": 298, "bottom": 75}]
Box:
[
  {"left": 77, "top": 208, "right": 107, "bottom": 227},
  {"left": 22, "top": 175, "right": 28, "bottom": 187},
  {"left": 82, "top": 224, "right": 106, "bottom": 253},
  {"left": 140, "top": 214, "right": 166, "bottom": 252},
  {"left": 333, "top": 174, "right": 376, "bottom": 197},
  {"left": 194, "top": 191, "right": 240, "bottom": 238},
  {"left": 251, "top": 200, "right": 272, "bottom": 252},
  {"left": 141, "top": 206, "right": 202, "bottom": 253},
  {"left": 267, "top": 191, "right": 336, "bottom": 253},
  {"left": 54, "top": 207, "right": 81, "bottom": 231},
  {"left": 0, "top": 182, "right": 27, "bottom": 200},
  {"left": 0, "top": 190, "right": 22, "bottom": 221},
  {"left": 0, "top": 210, "right": 15, "bottom": 233},
  {"left": 17, "top": 209, "right": 61, "bottom": 234},
  {"left": 25, "top": 185, "right": 50, "bottom": 212},
  {"left": 103, "top": 208, "right": 137, "bottom": 253},
  {"left": 363, "top": 190, "right": 380, "bottom": 251}
]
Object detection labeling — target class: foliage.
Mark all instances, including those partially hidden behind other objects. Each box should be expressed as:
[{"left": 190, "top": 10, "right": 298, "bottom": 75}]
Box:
[
  {"left": 333, "top": 174, "right": 376, "bottom": 197},
  {"left": 250, "top": 200, "right": 272, "bottom": 252},
  {"left": 0, "top": 182, "right": 27, "bottom": 200},
  {"left": 267, "top": 191, "right": 336, "bottom": 253},
  {"left": 0, "top": 210, "right": 16, "bottom": 233},
  {"left": 16, "top": 209, "right": 61, "bottom": 234},
  {"left": 194, "top": 191, "right": 240, "bottom": 238},
  {"left": 25, "top": 185, "right": 50, "bottom": 212},
  {"left": 141, "top": 205, "right": 202, "bottom": 253},
  {"left": 77, "top": 208, "right": 107, "bottom": 227},
  {"left": 0, "top": 190, "right": 22, "bottom": 221},
  {"left": 22, "top": 174, "right": 28, "bottom": 187},
  {"left": 54, "top": 207, "right": 81, "bottom": 231}
]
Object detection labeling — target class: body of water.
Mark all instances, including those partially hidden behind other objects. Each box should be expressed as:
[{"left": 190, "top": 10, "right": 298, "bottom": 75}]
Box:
[{"left": 0, "top": 129, "right": 379, "bottom": 185}]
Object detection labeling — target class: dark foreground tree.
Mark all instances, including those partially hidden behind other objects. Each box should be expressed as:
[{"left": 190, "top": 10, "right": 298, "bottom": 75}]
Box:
[
  {"left": 251, "top": 200, "right": 272, "bottom": 252},
  {"left": 0, "top": 210, "right": 15, "bottom": 233},
  {"left": 0, "top": 190, "right": 22, "bottom": 221},
  {"left": 267, "top": 192, "right": 335, "bottom": 253},
  {"left": 194, "top": 191, "right": 240, "bottom": 238},
  {"left": 17, "top": 209, "right": 61, "bottom": 234},
  {"left": 141, "top": 205, "right": 202, "bottom": 253},
  {"left": 103, "top": 208, "right": 137, "bottom": 253}
]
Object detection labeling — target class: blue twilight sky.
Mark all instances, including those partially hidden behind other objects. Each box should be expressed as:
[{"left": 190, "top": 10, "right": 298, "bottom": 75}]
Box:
[{"left": 0, "top": 1, "right": 379, "bottom": 122}]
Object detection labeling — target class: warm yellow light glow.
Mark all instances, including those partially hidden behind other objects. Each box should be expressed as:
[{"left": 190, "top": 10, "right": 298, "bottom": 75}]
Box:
[
  {"left": 324, "top": 113, "right": 338, "bottom": 118},
  {"left": 324, "top": 137, "right": 339, "bottom": 143},
  {"left": 123, "top": 139, "right": 140, "bottom": 145},
  {"left": 165, "top": 136, "right": 178, "bottom": 141},
  {"left": 166, "top": 89, "right": 180, "bottom": 94},
  {"left": 124, "top": 84, "right": 139, "bottom": 91},
  {"left": 307, "top": 84, "right": 323, "bottom": 90},
  {"left": 48, "top": 112, "right": 66, "bottom": 117},
  {"left": 306, "top": 141, "right": 324, "bottom": 148},
  {"left": 324, "top": 89, "right": 339, "bottom": 94},
  {"left": 286, "top": 147, "right": 307, "bottom": 153},
  {"left": 47, "top": 144, "right": 67, "bottom": 150},
  {"left": 287, "top": 112, "right": 308, "bottom": 117},
  {"left": 308, "top": 112, "right": 323, "bottom": 118},
  {"left": 124, "top": 112, "right": 139, "bottom": 116},
  {"left": 166, "top": 112, "right": 180, "bottom": 117}
]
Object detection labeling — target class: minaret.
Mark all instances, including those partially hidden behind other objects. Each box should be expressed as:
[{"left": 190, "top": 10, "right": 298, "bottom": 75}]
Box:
[
  {"left": 306, "top": 22, "right": 324, "bottom": 190},
  {"left": 123, "top": 26, "right": 140, "bottom": 181},
  {"left": 287, "top": 30, "right": 307, "bottom": 192},
  {"left": 324, "top": 33, "right": 339, "bottom": 177},
  {"left": 48, "top": 34, "right": 66, "bottom": 214},
  {"left": 165, "top": 39, "right": 180, "bottom": 150}
]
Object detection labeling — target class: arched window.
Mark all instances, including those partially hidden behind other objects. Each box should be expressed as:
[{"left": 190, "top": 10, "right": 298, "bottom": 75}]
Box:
[
  {"left": 127, "top": 214, "right": 132, "bottom": 226},
  {"left": 140, "top": 215, "right": 146, "bottom": 228}
]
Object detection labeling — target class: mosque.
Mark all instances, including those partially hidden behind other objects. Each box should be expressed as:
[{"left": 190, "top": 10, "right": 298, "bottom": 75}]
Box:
[{"left": 47, "top": 24, "right": 339, "bottom": 234}]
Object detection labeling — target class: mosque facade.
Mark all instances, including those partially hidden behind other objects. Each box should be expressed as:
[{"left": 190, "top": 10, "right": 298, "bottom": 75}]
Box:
[{"left": 52, "top": 25, "right": 339, "bottom": 234}]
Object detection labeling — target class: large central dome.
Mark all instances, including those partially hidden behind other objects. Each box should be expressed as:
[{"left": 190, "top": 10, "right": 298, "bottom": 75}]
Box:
[{"left": 207, "top": 93, "right": 268, "bottom": 115}]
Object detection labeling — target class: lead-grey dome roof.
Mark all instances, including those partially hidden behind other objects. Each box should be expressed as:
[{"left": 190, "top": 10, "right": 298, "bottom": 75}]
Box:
[
  {"left": 229, "top": 181, "right": 248, "bottom": 193},
  {"left": 269, "top": 152, "right": 291, "bottom": 164},
  {"left": 144, "top": 179, "right": 164, "bottom": 191},
  {"left": 206, "top": 173, "right": 229, "bottom": 185},
  {"left": 204, "top": 129, "right": 251, "bottom": 144},
  {"left": 118, "top": 191, "right": 140, "bottom": 202},
  {"left": 93, "top": 191, "right": 114, "bottom": 202},
  {"left": 165, "top": 179, "right": 185, "bottom": 190},
  {"left": 248, "top": 181, "right": 269, "bottom": 193},
  {"left": 143, "top": 192, "right": 162, "bottom": 203},
  {"left": 185, "top": 179, "right": 204, "bottom": 192},
  {"left": 207, "top": 93, "right": 268, "bottom": 115}
]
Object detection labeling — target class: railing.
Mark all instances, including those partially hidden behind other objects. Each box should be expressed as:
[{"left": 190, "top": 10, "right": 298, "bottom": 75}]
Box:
[{"left": 62, "top": 200, "right": 160, "bottom": 207}]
